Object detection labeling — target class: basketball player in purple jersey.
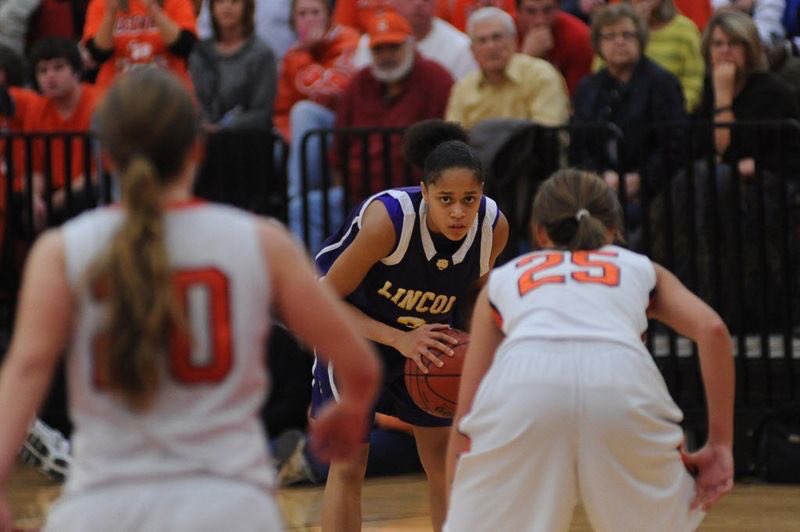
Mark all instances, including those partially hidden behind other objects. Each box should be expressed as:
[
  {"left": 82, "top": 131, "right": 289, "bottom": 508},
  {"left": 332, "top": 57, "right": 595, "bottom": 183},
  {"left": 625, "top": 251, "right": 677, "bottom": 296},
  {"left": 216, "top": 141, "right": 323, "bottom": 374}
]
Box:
[{"left": 312, "top": 120, "right": 509, "bottom": 531}]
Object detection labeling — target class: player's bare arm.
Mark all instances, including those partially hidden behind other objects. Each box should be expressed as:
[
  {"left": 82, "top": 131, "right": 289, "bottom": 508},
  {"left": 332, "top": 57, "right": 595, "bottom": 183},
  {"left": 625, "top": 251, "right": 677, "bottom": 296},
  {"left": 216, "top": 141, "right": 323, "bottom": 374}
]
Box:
[
  {"left": 445, "top": 286, "right": 503, "bottom": 498},
  {"left": 0, "top": 230, "right": 72, "bottom": 490},
  {"left": 259, "top": 220, "right": 381, "bottom": 460},
  {"left": 648, "top": 262, "right": 735, "bottom": 510}
]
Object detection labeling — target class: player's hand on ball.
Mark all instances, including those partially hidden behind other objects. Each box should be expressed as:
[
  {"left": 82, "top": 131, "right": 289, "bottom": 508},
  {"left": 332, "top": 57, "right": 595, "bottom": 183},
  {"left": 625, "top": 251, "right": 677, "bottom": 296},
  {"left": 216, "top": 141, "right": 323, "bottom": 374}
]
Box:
[
  {"left": 681, "top": 443, "right": 734, "bottom": 511},
  {"left": 394, "top": 324, "right": 457, "bottom": 374},
  {"left": 309, "top": 400, "right": 370, "bottom": 463}
]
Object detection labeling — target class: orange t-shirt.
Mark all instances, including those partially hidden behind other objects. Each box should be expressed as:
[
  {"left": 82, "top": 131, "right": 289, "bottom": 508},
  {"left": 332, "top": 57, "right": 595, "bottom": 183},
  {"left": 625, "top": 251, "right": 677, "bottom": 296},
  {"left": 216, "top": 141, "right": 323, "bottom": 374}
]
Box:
[
  {"left": 273, "top": 25, "right": 360, "bottom": 141},
  {"left": 9, "top": 84, "right": 99, "bottom": 190},
  {"left": 333, "top": 0, "right": 396, "bottom": 34},
  {"left": 436, "top": 0, "right": 517, "bottom": 33},
  {"left": 83, "top": 0, "right": 197, "bottom": 93}
]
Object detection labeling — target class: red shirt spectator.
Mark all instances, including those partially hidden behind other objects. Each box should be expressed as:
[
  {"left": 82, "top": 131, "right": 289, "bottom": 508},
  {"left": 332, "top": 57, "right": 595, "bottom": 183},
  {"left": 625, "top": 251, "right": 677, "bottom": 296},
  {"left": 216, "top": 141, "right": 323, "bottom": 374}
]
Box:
[
  {"left": 9, "top": 84, "right": 98, "bottom": 190},
  {"left": 335, "top": 53, "right": 453, "bottom": 197},
  {"left": 335, "top": 12, "right": 453, "bottom": 198},
  {"left": 516, "top": 0, "right": 592, "bottom": 97},
  {"left": 5, "top": 38, "right": 100, "bottom": 233}
]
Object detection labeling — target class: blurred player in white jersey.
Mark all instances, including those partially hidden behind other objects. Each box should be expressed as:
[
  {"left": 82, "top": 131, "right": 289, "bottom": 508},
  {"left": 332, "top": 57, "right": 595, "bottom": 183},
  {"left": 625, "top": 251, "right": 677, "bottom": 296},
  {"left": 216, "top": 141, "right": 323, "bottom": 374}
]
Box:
[
  {"left": 445, "top": 168, "right": 734, "bottom": 532},
  {"left": 0, "top": 68, "right": 380, "bottom": 532}
]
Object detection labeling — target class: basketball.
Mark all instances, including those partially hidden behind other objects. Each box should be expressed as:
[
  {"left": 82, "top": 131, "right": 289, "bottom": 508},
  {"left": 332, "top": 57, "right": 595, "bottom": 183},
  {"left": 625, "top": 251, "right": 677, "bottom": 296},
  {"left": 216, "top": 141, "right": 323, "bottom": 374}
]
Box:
[{"left": 404, "top": 328, "right": 470, "bottom": 419}]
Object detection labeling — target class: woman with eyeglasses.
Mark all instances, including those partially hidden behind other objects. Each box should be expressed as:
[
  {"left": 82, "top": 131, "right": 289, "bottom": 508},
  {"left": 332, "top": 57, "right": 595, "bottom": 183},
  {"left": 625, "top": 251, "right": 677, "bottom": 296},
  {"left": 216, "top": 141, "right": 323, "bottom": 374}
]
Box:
[
  {"left": 570, "top": 3, "right": 686, "bottom": 242},
  {"left": 680, "top": 8, "right": 800, "bottom": 332}
]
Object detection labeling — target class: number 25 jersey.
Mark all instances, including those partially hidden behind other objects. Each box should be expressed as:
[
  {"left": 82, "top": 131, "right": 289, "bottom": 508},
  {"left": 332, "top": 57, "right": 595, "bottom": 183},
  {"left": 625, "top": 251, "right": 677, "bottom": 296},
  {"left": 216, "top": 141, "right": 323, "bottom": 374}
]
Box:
[{"left": 488, "top": 245, "right": 656, "bottom": 353}]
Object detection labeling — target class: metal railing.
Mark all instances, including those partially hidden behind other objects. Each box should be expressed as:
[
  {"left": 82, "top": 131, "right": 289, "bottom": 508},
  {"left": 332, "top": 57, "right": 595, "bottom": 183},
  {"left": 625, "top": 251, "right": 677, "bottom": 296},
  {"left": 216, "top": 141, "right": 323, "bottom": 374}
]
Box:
[{"left": 4, "top": 121, "right": 800, "bottom": 474}]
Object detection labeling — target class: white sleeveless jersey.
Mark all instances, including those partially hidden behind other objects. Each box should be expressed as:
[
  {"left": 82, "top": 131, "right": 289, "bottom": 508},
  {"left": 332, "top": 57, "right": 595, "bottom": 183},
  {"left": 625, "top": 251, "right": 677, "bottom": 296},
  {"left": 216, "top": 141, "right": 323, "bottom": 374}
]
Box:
[
  {"left": 488, "top": 245, "right": 656, "bottom": 355},
  {"left": 62, "top": 202, "right": 274, "bottom": 495}
]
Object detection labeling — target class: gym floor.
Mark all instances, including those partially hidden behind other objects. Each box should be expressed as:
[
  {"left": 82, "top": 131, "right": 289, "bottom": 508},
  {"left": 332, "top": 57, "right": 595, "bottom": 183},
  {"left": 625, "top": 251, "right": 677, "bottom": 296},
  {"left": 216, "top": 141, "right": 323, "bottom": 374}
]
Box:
[{"left": 10, "top": 465, "right": 800, "bottom": 530}]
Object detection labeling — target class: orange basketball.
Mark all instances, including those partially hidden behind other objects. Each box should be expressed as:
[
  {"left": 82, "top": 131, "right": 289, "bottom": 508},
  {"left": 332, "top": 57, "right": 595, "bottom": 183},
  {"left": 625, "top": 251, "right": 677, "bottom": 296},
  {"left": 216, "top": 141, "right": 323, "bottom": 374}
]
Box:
[{"left": 403, "top": 328, "right": 470, "bottom": 418}]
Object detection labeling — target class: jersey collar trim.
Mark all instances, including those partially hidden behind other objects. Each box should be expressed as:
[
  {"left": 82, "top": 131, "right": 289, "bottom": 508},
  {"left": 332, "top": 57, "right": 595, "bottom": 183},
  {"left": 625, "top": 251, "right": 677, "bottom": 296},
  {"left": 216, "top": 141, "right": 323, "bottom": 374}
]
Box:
[{"left": 418, "top": 199, "right": 479, "bottom": 265}]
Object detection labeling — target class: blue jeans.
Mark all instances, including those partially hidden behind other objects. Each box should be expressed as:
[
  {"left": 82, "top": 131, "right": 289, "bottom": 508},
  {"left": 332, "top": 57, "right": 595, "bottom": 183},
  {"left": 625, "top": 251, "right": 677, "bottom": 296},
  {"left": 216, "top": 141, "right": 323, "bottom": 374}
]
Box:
[
  {"left": 286, "top": 100, "right": 342, "bottom": 252},
  {"left": 289, "top": 187, "right": 344, "bottom": 255}
]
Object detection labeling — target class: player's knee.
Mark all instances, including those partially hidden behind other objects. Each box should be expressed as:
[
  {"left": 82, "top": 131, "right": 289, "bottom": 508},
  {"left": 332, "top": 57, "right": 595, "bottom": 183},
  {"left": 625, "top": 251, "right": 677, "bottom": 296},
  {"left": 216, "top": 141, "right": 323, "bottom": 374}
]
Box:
[{"left": 328, "top": 452, "right": 369, "bottom": 486}]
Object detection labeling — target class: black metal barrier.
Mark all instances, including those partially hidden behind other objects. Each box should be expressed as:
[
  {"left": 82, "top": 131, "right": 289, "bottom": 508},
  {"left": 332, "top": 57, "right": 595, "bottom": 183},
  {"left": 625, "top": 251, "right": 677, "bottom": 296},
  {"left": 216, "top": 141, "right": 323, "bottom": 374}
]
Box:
[
  {"left": 293, "top": 126, "right": 410, "bottom": 248},
  {"left": 4, "top": 122, "right": 800, "bottom": 476},
  {"left": 1, "top": 131, "right": 101, "bottom": 343},
  {"left": 634, "top": 119, "right": 800, "bottom": 473},
  {"left": 0, "top": 128, "right": 287, "bottom": 341},
  {"left": 194, "top": 128, "right": 288, "bottom": 219}
]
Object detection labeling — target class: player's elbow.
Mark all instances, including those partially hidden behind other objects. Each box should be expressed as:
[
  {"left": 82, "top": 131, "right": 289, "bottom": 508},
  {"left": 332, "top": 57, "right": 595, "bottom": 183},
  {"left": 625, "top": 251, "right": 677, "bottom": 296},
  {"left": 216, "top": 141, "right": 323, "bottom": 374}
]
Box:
[{"left": 699, "top": 315, "right": 732, "bottom": 352}]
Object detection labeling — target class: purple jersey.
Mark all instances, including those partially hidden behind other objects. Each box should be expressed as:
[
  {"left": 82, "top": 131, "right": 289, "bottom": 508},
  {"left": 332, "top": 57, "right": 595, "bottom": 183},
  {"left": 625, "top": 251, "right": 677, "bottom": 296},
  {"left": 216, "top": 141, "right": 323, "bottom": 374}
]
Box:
[
  {"left": 312, "top": 187, "right": 501, "bottom": 427},
  {"left": 315, "top": 187, "right": 500, "bottom": 330}
]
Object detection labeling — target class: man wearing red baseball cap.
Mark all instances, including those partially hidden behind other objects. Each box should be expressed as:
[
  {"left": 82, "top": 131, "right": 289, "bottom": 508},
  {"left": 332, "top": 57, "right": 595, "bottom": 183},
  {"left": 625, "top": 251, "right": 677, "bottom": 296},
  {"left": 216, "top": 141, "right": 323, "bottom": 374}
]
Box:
[{"left": 326, "top": 10, "right": 454, "bottom": 202}]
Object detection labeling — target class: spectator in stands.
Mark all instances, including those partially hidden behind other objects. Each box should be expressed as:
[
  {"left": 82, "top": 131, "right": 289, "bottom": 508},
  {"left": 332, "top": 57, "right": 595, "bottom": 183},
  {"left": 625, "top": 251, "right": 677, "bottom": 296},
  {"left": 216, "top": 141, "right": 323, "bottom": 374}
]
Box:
[
  {"left": 5, "top": 37, "right": 99, "bottom": 231},
  {"left": 447, "top": 7, "right": 569, "bottom": 129},
  {"left": 0, "top": 0, "right": 42, "bottom": 55},
  {"left": 516, "top": 0, "right": 593, "bottom": 96},
  {"left": 571, "top": 3, "right": 685, "bottom": 233},
  {"left": 695, "top": 8, "right": 800, "bottom": 180},
  {"left": 277, "top": 0, "right": 359, "bottom": 252},
  {"left": 197, "top": 0, "right": 294, "bottom": 62},
  {"left": 336, "top": 11, "right": 453, "bottom": 195},
  {"left": 625, "top": 0, "right": 704, "bottom": 111},
  {"left": 680, "top": 8, "right": 800, "bottom": 330},
  {"left": 562, "top": 0, "right": 607, "bottom": 23},
  {"left": 437, "top": 0, "right": 517, "bottom": 31},
  {"left": 352, "top": 0, "right": 479, "bottom": 80},
  {"left": 712, "top": 0, "right": 786, "bottom": 45},
  {"left": 333, "top": 0, "right": 395, "bottom": 33},
  {"left": 82, "top": 0, "right": 197, "bottom": 93},
  {"left": 291, "top": 10, "right": 453, "bottom": 252},
  {"left": 189, "top": 0, "right": 276, "bottom": 132}
]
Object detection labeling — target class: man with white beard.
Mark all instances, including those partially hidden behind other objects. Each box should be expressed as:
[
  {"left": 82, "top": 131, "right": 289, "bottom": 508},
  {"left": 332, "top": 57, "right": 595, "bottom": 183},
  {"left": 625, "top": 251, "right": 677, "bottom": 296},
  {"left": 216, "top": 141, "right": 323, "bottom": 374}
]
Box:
[
  {"left": 330, "top": 10, "right": 453, "bottom": 204},
  {"left": 350, "top": 0, "right": 478, "bottom": 80}
]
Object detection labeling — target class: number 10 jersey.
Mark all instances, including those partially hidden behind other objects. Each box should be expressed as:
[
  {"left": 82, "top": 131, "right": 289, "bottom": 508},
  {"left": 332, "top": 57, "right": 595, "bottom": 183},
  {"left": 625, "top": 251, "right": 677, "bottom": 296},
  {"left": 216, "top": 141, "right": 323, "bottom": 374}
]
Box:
[{"left": 62, "top": 201, "right": 274, "bottom": 495}]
